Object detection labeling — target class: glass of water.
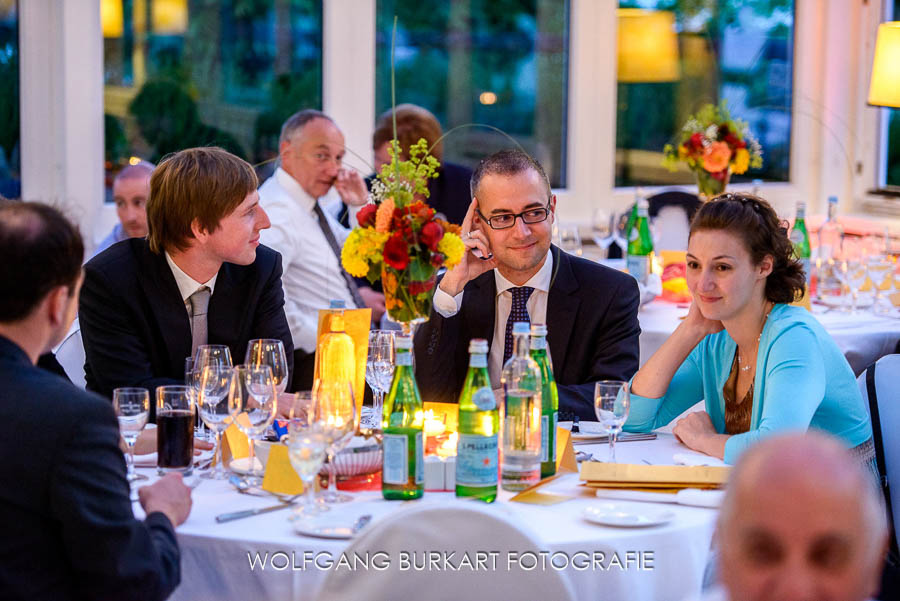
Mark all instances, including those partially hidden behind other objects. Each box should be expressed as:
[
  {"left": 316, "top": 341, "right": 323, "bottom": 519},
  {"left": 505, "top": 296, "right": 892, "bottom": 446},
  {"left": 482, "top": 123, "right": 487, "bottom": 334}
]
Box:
[
  {"left": 594, "top": 380, "right": 630, "bottom": 463},
  {"left": 113, "top": 387, "right": 150, "bottom": 482},
  {"left": 288, "top": 422, "right": 329, "bottom": 517}
]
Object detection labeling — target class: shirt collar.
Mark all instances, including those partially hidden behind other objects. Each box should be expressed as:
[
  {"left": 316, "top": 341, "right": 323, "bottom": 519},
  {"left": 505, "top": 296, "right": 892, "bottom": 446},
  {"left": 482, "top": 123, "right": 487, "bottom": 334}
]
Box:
[
  {"left": 494, "top": 249, "right": 554, "bottom": 296},
  {"left": 165, "top": 251, "right": 218, "bottom": 302},
  {"left": 275, "top": 166, "right": 318, "bottom": 213}
]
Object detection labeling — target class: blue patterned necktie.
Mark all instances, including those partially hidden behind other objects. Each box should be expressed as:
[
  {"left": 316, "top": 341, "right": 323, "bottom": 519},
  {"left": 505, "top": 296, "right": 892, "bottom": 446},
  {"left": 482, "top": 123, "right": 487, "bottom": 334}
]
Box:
[{"left": 503, "top": 286, "right": 535, "bottom": 364}]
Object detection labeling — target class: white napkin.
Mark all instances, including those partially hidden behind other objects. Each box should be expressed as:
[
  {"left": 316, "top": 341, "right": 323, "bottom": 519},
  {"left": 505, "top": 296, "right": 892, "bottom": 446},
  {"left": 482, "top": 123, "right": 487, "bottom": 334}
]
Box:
[
  {"left": 594, "top": 487, "right": 724, "bottom": 508},
  {"left": 673, "top": 453, "right": 728, "bottom": 467}
]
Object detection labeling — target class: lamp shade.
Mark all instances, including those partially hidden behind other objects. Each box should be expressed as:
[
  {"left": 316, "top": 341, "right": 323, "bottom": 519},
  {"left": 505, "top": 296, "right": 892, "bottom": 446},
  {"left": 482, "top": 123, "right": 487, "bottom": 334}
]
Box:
[
  {"left": 152, "top": 0, "right": 188, "bottom": 35},
  {"left": 617, "top": 8, "right": 680, "bottom": 83},
  {"left": 868, "top": 21, "right": 900, "bottom": 108},
  {"left": 100, "top": 0, "right": 124, "bottom": 39}
]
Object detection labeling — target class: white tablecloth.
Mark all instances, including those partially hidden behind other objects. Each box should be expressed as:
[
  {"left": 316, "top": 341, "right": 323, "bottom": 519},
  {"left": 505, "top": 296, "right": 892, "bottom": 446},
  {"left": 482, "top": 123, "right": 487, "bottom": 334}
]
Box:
[
  {"left": 637, "top": 300, "right": 900, "bottom": 374},
  {"left": 136, "top": 433, "right": 718, "bottom": 601}
]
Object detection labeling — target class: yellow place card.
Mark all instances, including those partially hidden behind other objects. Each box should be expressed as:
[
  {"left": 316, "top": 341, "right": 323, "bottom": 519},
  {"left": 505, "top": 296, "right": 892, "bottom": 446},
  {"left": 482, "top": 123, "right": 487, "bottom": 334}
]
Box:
[
  {"left": 222, "top": 413, "right": 252, "bottom": 463},
  {"left": 261, "top": 444, "right": 304, "bottom": 496},
  {"left": 511, "top": 491, "right": 572, "bottom": 505},
  {"left": 556, "top": 427, "right": 577, "bottom": 473}
]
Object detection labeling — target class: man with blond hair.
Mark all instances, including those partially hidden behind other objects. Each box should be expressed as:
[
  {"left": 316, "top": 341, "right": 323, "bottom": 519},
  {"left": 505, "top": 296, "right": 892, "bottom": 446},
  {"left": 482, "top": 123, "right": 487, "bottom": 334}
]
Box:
[
  {"left": 80, "top": 147, "right": 293, "bottom": 411},
  {"left": 710, "top": 432, "right": 888, "bottom": 601}
]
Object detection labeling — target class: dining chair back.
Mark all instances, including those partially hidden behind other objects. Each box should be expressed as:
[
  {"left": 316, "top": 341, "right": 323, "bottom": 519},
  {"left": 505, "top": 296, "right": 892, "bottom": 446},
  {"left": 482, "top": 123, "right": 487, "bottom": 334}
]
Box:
[
  {"left": 54, "top": 319, "right": 86, "bottom": 389},
  {"left": 315, "top": 500, "right": 577, "bottom": 601}
]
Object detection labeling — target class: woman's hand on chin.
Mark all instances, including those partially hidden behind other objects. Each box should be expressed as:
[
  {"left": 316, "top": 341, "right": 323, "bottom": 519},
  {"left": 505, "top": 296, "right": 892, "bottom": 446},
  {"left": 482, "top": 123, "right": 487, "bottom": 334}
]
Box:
[
  {"left": 673, "top": 410, "right": 724, "bottom": 458},
  {"left": 683, "top": 300, "right": 724, "bottom": 338}
]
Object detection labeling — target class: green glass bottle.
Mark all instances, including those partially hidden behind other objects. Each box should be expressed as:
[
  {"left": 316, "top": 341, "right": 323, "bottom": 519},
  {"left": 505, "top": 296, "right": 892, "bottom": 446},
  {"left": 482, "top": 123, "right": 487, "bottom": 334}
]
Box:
[
  {"left": 381, "top": 334, "right": 424, "bottom": 500},
  {"left": 530, "top": 324, "right": 558, "bottom": 478},
  {"left": 626, "top": 198, "right": 653, "bottom": 284},
  {"left": 455, "top": 338, "right": 499, "bottom": 502},
  {"left": 790, "top": 201, "right": 812, "bottom": 289}
]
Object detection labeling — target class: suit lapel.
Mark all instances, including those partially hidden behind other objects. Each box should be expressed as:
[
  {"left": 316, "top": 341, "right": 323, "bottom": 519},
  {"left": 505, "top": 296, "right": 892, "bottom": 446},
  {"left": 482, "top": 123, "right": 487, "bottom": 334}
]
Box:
[
  {"left": 467, "top": 271, "right": 497, "bottom": 353},
  {"left": 546, "top": 246, "right": 581, "bottom": 374},
  {"left": 137, "top": 246, "right": 192, "bottom": 374}
]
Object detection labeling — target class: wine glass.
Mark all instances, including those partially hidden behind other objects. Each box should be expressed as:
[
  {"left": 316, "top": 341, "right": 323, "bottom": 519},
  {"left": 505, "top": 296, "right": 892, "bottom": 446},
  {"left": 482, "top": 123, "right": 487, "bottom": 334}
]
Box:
[
  {"left": 288, "top": 422, "right": 329, "bottom": 517},
  {"left": 196, "top": 365, "right": 236, "bottom": 480},
  {"left": 558, "top": 224, "right": 583, "bottom": 257},
  {"left": 591, "top": 208, "right": 613, "bottom": 259},
  {"left": 838, "top": 239, "right": 867, "bottom": 314},
  {"left": 313, "top": 379, "right": 357, "bottom": 503},
  {"left": 244, "top": 338, "right": 290, "bottom": 394},
  {"left": 365, "top": 330, "right": 395, "bottom": 428},
  {"left": 195, "top": 344, "right": 233, "bottom": 370},
  {"left": 594, "top": 380, "right": 630, "bottom": 463},
  {"left": 232, "top": 364, "right": 278, "bottom": 485},
  {"left": 866, "top": 255, "right": 894, "bottom": 314},
  {"left": 113, "top": 387, "right": 150, "bottom": 482}
]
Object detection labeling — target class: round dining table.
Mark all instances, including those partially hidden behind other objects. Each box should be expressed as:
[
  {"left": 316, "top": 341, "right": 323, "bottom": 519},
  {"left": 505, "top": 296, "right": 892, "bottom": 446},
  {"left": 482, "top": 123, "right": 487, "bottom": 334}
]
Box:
[{"left": 134, "top": 432, "right": 720, "bottom": 601}]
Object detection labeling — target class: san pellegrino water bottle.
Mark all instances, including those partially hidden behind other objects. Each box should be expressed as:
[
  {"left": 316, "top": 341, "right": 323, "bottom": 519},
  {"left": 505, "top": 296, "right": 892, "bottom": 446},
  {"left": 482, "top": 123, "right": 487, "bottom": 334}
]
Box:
[
  {"left": 626, "top": 198, "right": 654, "bottom": 284},
  {"left": 623, "top": 187, "right": 643, "bottom": 243},
  {"left": 315, "top": 300, "right": 355, "bottom": 386},
  {"left": 455, "top": 339, "right": 499, "bottom": 502},
  {"left": 381, "top": 334, "right": 424, "bottom": 500},
  {"left": 530, "top": 324, "right": 558, "bottom": 478},
  {"left": 790, "top": 201, "right": 812, "bottom": 290},
  {"left": 817, "top": 196, "right": 844, "bottom": 300},
  {"left": 500, "top": 322, "right": 542, "bottom": 491}
]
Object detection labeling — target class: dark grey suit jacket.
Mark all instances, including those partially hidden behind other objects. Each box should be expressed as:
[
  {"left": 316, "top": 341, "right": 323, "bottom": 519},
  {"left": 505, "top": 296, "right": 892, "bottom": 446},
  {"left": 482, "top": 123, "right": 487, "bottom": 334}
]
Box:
[
  {"left": 80, "top": 238, "right": 293, "bottom": 417},
  {"left": 0, "top": 336, "right": 180, "bottom": 601},
  {"left": 415, "top": 246, "right": 641, "bottom": 420}
]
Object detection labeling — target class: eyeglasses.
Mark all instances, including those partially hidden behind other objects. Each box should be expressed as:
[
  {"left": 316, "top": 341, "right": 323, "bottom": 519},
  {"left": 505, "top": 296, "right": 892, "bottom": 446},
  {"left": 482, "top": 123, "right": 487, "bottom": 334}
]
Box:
[{"left": 476, "top": 201, "right": 552, "bottom": 230}]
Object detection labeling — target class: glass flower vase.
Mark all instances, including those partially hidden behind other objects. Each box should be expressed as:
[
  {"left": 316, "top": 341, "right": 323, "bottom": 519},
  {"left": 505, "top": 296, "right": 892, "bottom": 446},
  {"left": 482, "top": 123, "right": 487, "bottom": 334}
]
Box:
[
  {"left": 695, "top": 169, "right": 731, "bottom": 201},
  {"left": 382, "top": 266, "right": 435, "bottom": 335}
]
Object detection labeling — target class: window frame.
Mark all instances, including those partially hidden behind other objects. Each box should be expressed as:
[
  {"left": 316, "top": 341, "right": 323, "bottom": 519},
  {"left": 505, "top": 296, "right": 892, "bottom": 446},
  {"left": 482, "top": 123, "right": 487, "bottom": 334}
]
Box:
[{"left": 17, "top": 0, "right": 899, "bottom": 254}]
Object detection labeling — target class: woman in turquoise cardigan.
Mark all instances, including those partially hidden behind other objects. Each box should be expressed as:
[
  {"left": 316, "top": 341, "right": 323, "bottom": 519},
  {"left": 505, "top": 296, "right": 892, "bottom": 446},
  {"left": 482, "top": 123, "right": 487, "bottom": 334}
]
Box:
[{"left": 624, "top": 194, "right": 873, "bottom": 467}]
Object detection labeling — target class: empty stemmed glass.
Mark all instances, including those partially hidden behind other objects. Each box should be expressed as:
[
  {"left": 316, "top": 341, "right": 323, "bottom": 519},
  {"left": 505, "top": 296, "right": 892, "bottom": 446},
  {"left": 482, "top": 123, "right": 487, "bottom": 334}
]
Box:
[
  {"left": 591, "top": 208, "right": 614, "bottom": 259},
  {"left": 244, "top": 339, "right": 290, "bottom": 394},
  {"left": 558, "top": 224, "right": 583, "bottom": 257},
  {"left": 288, "top": 421, "right": 329, "bottom": 517},
  {"left": 313, "top": 379, "right": 357, "bottom": 503},
  {"left": 196, "top": 365, "right": 237, "bottom": 480},
  {"left": 594, "top": 380, "right": 630, "bottom": 463},
  {"left": 195, "top": 344, "right": 233, "bottom": 370},
  {"left": 365, "top": 330, "right": 394, "bottom": 428},
  {"left": 838, "top": 240, "right": 868, "bottom": 314},
  {"left": 232, "top": 364, "right": 278, "bottom": 485},
  {"left": 866, "top": 255, "right": 894, "bottom": 314},
  {"left": 113, "top": 387, "right": 150, "bottom": 482}
]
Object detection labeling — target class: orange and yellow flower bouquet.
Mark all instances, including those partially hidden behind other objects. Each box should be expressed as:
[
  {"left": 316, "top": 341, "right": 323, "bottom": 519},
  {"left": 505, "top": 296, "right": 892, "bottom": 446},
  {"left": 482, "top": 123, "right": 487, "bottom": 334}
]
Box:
[
  {"left": 663, "top": 103, "right": 763, "bottom": 199},
  {"left": 341, "top": 138, "right": 465, "bottom": 331}
]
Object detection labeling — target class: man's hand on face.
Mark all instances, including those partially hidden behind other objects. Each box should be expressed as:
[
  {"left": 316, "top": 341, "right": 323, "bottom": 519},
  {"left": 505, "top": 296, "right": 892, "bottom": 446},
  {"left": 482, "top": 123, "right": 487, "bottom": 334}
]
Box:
[
  {"left": 138, "top": 473, "right": 193, "bottom": 526},
  {"left": 438, "top": 199, "right": 498, "bottom": 297},
  {"left": 334, "top": 169, "right": 368, "bottom": 207},
  {"left": 359, "top": 286, "right": 386, "bottom": 322}
]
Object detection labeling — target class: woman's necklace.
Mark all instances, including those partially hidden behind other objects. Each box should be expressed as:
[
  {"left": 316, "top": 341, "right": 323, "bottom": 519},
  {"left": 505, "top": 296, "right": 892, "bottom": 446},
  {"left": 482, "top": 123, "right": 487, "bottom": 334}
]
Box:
[{"left": 737, "top": 303, "right": 773, "bottom": 373}]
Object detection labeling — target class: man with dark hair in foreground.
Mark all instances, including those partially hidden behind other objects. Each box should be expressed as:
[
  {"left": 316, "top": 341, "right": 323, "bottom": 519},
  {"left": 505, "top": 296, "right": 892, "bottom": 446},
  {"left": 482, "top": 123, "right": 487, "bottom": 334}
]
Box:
[{"left": 0, "top": 202, "right": 191, "bottom": 601}]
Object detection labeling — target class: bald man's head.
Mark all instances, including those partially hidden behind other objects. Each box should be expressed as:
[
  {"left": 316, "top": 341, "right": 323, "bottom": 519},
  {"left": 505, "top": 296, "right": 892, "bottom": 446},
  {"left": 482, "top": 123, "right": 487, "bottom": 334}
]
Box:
[
  {"left": 718, "top": 433, "right": 887, "bottom": 601},
  {"left": 113, "top": 161, "right": 153, "bottom": 239}
]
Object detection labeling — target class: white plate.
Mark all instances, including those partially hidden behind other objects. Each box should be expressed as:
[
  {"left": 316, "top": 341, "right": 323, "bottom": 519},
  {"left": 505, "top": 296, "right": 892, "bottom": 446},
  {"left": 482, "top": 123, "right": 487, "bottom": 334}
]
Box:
[
  {"left": 292, "top": 516, "right": 360, "bottom": 540},
  {"left": 229, "top": 457, "right": 265, "bottom": 475},
  {"left": 582, "top": 503, "right": 675, "bottom": 528}
]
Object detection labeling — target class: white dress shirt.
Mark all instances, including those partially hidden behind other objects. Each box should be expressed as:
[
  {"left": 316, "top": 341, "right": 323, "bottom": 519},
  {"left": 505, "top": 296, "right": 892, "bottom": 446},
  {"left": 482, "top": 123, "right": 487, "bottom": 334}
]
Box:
[
  {"left": 433, "top": 249, "right": 554, "bottom": 387},
  {"left": 257, "top": 167, "right": 357, "bottom": 353},
  {"left": 165, "top": 251, "right": 218, "bottom": 315}
]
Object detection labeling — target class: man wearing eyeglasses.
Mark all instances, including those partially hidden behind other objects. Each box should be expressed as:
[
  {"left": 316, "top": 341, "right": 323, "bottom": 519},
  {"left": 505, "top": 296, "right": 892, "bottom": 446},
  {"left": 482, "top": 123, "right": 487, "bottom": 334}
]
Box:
[
  {"left": 415, "top": 149, "right": 641, "bottom": 421},
  {"left": 258, "top": 109, "right": 386, "bottom": 390}
]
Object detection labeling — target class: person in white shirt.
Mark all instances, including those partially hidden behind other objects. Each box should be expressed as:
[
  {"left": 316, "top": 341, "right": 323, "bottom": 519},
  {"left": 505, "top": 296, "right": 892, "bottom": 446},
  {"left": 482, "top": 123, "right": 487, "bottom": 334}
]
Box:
[
  {"left": 93, "top": 161, "right": 154, "bottom": 257},
  {"left": 258, "top": 109, "right": 385, "bottom": 390},
  {"left": 708, "top": 432, "right": 888, "bottom": 601}
]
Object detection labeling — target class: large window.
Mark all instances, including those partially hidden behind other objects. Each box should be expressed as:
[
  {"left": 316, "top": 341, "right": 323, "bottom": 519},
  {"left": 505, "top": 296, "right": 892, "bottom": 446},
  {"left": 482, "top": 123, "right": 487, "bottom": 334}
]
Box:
[
  {"left": 615, "top": 0, "right": 794, "bottom": 188},
  {"left": 375, "top": 0, "right": 569, "bottom": 188},
  {"left": 102, "top": 0, "right": 323, "bottom": 192},
  {"left": 0, "top": 1, "right": 18, "bottom": 199}
]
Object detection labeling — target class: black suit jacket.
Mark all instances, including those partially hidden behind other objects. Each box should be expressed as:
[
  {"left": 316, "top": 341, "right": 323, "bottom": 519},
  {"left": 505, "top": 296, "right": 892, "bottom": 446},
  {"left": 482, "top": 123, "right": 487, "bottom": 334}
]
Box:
[
  {"left": 0, "top": 336, "right": 180, "bottom": 601},
  {"left": 414, "top": 246, "right": 641, "bottom": 420},
  {"left": 80, "top": 238, "right": 293, "bottom": 415}
]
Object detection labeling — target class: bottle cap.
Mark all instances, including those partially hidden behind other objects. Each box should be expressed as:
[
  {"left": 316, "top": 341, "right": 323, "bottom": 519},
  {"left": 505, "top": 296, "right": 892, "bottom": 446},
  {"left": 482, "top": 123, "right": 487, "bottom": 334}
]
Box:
[
  {"left": 828, "top": 195, "right": 838, "bottom": 204},
  {"left": 394, "top": 334, "right": 412, "bottom": 350},
  {"left": 329, "top": 299, "right": 347, "bottom": 309},
  {"left": 637, "top": 198, "right": 650, "bottom": 210},
  {"left": 512, "top": 322, "right": 530, "bottom": 335},
  {"left": 530, "top": 323, "right": 547, "bottom": 337},
  {"left": 468, "top": 338, "right": 489, "bottom": 354}
]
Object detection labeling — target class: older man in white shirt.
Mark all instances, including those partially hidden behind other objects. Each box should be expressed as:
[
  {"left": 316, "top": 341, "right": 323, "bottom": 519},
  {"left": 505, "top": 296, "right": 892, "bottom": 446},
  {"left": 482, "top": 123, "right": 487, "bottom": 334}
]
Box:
[{"left": 258, "top": 109, "right": 384, "bottom": 390}]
